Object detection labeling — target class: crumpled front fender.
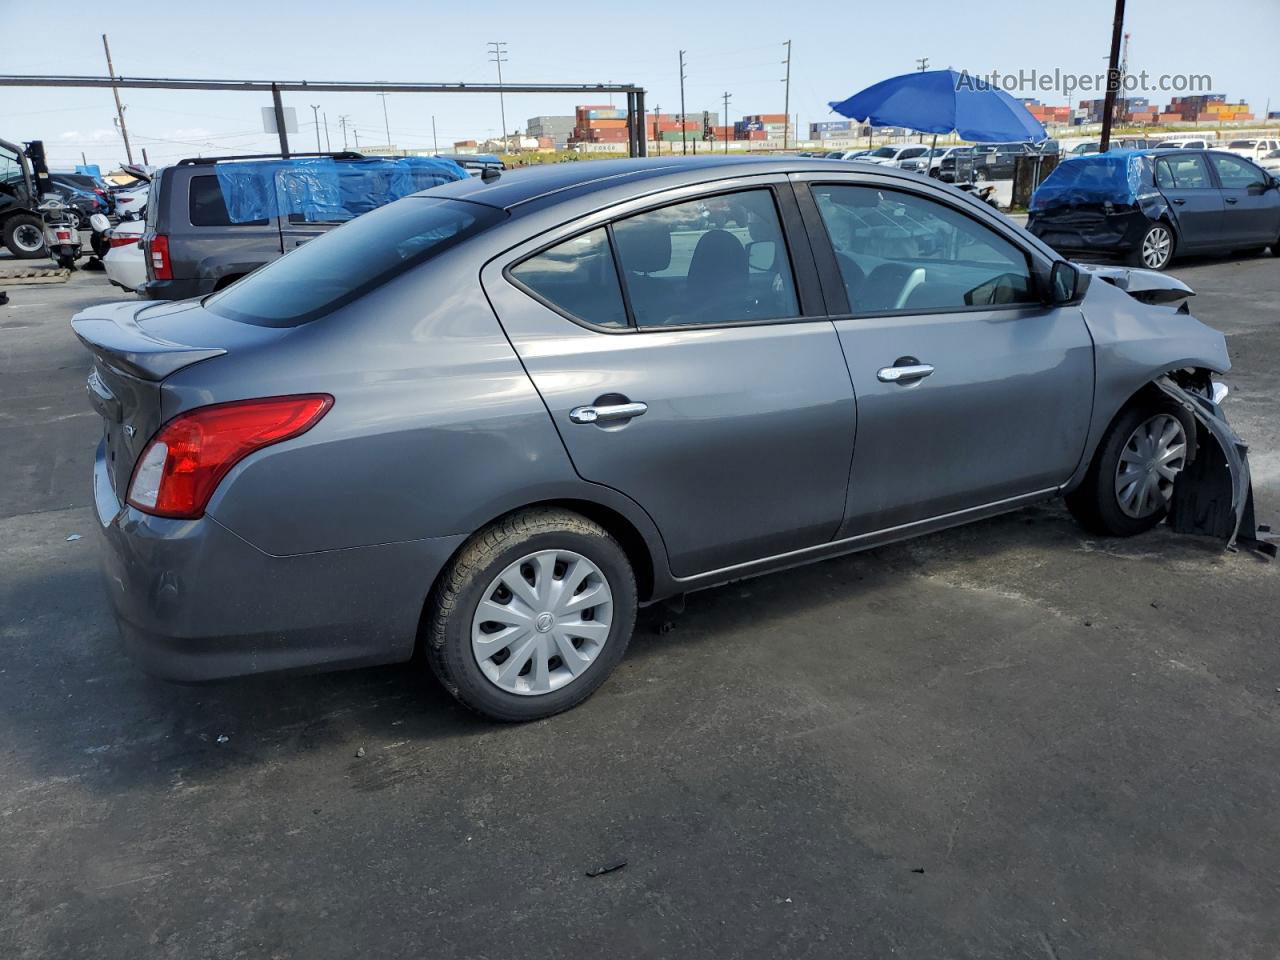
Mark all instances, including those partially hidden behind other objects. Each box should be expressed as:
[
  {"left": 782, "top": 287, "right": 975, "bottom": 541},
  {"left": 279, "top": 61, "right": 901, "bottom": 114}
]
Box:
[{"left": 1155, "top": 376, "right": 1271, "bottom": 554}]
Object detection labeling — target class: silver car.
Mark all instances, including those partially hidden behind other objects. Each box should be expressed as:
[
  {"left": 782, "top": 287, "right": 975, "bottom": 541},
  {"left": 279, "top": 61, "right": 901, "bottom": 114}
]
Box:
[{"left": 72, "top": 157, "right": 1260, "bottom": 721}]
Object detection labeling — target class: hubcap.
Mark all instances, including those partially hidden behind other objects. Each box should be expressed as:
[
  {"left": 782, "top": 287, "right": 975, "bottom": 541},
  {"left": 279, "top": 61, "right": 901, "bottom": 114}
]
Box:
[
  {"left": 1114, "top": 414, "right": 1187, "bottom": 519},
  {"left": 471, "top": 549, "right": 613, "bottom": 697},
  {"left": 1142, "top": 226, "right": 1172, "bottom": 269},
  {"left": 13, "top": 223, "right": 44, "bottom": 253}
]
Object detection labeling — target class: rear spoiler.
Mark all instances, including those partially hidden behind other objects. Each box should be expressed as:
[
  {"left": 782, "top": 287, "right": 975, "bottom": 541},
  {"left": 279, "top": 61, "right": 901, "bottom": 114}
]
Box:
[{"left": 71, "top": 302, "right": 225, "bottom": 381}]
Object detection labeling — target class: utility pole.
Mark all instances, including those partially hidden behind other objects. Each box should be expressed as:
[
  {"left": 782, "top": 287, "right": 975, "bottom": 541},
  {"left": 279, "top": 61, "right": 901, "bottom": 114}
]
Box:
[
  {"left": 1099, "top": 0, "right": 1126, "bottom": 152},
  {"left": 781, "top": 40, "right": 792, "bottom": 150},
  {"left": 310, "top": 104, "right": 322, "bottom": 153},
  {"left": 323, "top": 112, "right": 331, "bottom": 151},
  {"left": 377, "top": 92, "right": 392, "bottom": 149},
  {"left": 652, "top": 104, "right": 660, "bottom": 155},
  {"left": 353, "top": 127, "right": 360, "bottom": 150},
  {"left": 432, "top": 115, "right": 439, "bottom": 155},
  {"left": 678, "top": 50, "right": 688, "bottom": 155},
  {"left": 338, "top": 115, "right": 350, "bottom": 150},
  {"left": 141, "top": 148, "right": 149, "bottom": 165},
  {"left": 722, "top": 91, "right": 731, "bottom": 153},
  {"left": 916, "top": 56, "right": 930, "bottom": 72},
  {"left": 488, "top": 42, "right": 509, "bottom": 151},
  {"left": 101, "top": 34, "right": 133, "bottom": 164}
]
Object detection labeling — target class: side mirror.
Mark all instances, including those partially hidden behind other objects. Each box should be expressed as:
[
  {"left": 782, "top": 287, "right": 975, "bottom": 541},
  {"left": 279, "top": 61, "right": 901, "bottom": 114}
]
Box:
[
  {"left": 1048, "top": 260, "right": 1088, "bottom": 305},
  {"left": 746, "top": 240, "right": 776, "bottom": 272}
]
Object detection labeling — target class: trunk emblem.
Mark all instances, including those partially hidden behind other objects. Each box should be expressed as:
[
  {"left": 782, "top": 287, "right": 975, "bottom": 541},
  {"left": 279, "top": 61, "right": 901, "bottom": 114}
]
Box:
[{"left": 124, "top": 424, "right": 136, "bottom": 438}]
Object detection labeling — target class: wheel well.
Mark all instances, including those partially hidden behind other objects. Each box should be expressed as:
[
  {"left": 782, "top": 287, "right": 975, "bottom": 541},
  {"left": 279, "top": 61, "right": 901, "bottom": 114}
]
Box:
[{"left": 413, "top": 499, "right": 659, "bottom": 658}]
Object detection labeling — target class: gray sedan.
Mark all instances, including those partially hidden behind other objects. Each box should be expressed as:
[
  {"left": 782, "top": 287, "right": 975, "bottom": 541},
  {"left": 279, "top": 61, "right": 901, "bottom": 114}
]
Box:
[{"left": 72, "top": 157, "right": 1260, "bottom": 720}]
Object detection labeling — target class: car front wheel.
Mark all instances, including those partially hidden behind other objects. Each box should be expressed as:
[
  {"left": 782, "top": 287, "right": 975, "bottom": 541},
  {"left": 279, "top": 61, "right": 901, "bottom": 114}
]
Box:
[
  {"left": 1066, "top": 401, "right": 1191, "bottom": 537},
  {"left": 1132, "top": 222, "right": 1175, "bottom": 271},
  {"left": 425, "top": 508, "right": 637, "bottom": 721}
]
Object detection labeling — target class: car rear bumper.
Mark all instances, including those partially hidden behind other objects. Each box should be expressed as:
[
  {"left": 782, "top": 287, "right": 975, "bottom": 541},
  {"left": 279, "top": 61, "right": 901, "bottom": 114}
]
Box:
[
  {"left": 92, "top": 440, "right": 467, "bottom": 682},
  {"left": 138, "top": 277, "right": 216, "bottom": 300}
]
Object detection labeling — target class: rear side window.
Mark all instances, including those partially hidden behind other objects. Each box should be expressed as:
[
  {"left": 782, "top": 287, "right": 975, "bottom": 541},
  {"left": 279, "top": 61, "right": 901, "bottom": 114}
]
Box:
[
  {"left": 1156, "top": 155, "right": 1211, "bottom": 189},
  {"left": 509, "top": 228, "right": 628, "bottom": 329},
  {"left": 189, "top": 175, "right": 268, "bottom": 227},
  {"left": 206, "top": 197, "right": 504, "bottom": 327}
]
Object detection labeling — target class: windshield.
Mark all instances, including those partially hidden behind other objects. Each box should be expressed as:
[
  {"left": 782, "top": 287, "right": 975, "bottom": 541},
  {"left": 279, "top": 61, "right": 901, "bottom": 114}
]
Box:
[
  {"left": 869, "top": 147, "right": 897, "bottom": 158},
  {"left": 1228, "top": 140, "right": 1257, "bottom": 148},
  {"left": 206, "top": 197, "right": 504, "bottom": 327}
]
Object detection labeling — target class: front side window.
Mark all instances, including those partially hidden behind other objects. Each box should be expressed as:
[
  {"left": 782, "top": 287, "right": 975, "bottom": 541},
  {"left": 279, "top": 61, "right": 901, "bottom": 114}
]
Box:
[
  {"left": 509, "top": 228, "right": 629, "bottom": 329},
  {"left": 812, "top": 184, "right": 1035, "bottom": 314},
  {"left": 1211, "top": 153, "right": 1267, "bottom": 189},
  {"left": 610, "top": 189, "right": 800, "bottom": 328},
  {"left": 207, "top": 197, "right": 504, "bottom": 327}
]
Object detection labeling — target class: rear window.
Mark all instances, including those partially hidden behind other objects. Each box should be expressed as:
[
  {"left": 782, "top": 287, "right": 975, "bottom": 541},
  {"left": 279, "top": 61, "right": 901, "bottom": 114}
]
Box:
[
  {"left": 189, "top": 175, "right": 268, "bottom": 227},
  {"left": 206, "top": 197, "right": 504, "bottom": 327}
]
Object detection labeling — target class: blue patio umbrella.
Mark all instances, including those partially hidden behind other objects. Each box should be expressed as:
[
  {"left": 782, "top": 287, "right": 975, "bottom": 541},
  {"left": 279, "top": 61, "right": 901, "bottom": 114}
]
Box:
[{"left": 828, "top": 69, "right": 1048, "bottom": 144}]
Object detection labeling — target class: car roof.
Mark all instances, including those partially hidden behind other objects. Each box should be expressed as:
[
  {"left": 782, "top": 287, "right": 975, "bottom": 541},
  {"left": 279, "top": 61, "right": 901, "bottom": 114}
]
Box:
[{"left": 422, "top": 156, "right": 806, "bottom": 210}]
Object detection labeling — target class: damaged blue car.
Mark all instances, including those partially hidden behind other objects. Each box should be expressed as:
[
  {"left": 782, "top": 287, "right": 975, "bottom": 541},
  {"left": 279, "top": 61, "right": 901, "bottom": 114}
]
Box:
[{"left": 1028, "top": 149, "right": 1280, "bottom": 270}]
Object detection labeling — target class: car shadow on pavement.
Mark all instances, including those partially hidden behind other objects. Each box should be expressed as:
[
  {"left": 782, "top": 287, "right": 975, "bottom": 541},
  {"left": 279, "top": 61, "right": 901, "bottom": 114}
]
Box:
[{"left": 0, "top": 498, "right": 1242, "bottom": 798}]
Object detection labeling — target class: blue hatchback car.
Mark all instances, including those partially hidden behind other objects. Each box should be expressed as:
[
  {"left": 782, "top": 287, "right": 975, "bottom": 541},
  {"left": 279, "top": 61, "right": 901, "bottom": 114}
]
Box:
[{"left": 1028, "top": 149, "right": 1280, "bottom": 270}]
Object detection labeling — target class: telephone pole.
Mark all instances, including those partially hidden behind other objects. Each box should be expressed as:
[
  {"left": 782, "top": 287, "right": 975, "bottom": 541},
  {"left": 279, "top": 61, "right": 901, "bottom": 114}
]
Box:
[
  {"left": 678, "top": 50, "right": 688, "bottom": 155},
  {"left": 488, "top": 42, "right": 509, "bottom": 151},
  {"left": 353, "top": 127, "right": 360, "bottom": 150},
  {"left": 101, "top": 34, "right": 133, "bottom": 164},
  {"left": 377, "top": 92, "right": 392, "bottom": 150},
  {"left": 338, "top": 114, "right": 350, "bottom": 150},
  {"left": 781, "top": 40, "right": 792, "bottom": 150},
  {"left": 915, "top": 56, "right": 930, "bottom": 71},
  {"left": 721, "top": 91, "right": 731, "bottom": 153},
  {"left": 322, "top": 111, "right": 331, "bottom": 152},
  {"left": 432, "top": 115, "right": 439, "bottom": 155},
  {"left": 652, "top": 103, "right": 661, "bottom": 155},
  {"left": 310, "top": 104, "right": 322, "bottom": 153},
  {"left": 1099, "top": 0, "right": 1127, "bottom": 151}
]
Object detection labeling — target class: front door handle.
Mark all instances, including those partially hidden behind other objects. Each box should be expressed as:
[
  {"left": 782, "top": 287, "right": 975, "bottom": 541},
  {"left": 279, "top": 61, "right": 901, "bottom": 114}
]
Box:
[
  {"left": 569, "top": 401, "right": 648, "bottom": 424},
  {"left": 877, "top": 362, "right": 935, "bottom": 384},
  {"left": 1172, "top": 198, "right": 1186, "bottom": 205},
  {"left": 1225, "top": 197, "right": 1238, "bottom": 204}
]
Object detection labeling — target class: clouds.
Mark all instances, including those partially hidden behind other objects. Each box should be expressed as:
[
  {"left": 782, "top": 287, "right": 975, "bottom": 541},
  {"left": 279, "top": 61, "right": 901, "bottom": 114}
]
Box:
[{"left": 59, "top": 129, "right": 120, "bottom": 144}]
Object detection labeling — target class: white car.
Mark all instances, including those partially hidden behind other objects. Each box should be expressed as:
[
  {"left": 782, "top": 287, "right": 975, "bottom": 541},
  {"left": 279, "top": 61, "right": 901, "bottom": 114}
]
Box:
[
  {"left": 859, "top": 144, "right": 931, "bottom": 167},
  {"left": 1223, "top": 138, "right": 1280, "bottom": 163},
  {"left": 111, "top": 184, "right": 149, "bottom": 216},
  {"left": 898, "top": 146, "right": 964, "bottom": 177},
  {"left": 1260, "top": 149, "right": 1280, "bottom": 175},
  {"left": 1158, "top": 138, "right": 1212, "bottom": 150},
  {"left": 103, "top": 219, "right": 146, "bottom": 292}
]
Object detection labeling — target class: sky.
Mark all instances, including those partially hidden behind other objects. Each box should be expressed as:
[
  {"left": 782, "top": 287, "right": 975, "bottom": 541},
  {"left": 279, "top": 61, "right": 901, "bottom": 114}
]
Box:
[{"left": 1, "top": 0, "right": 1276, "bottom": 171}]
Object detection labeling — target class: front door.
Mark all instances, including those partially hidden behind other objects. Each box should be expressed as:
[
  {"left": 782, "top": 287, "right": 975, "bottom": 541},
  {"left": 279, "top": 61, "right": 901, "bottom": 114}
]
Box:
[
  {"left": 797, "top": 176, "right": 1094, "bottom": 536},
  {"left": 1154, "top": 154, "right": 1225, "bottom": 249},
  {"left": 1209, "top": 152, "right": 1280, "bottom": 245},
  {"left": 483, "top": 183, "right": 857, "bottom": 578}
]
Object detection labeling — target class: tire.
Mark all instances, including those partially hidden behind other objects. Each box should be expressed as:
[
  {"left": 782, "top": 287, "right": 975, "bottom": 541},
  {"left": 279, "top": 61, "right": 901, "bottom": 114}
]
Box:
[
  {"left": 1130, "top": 221, "right": 1175, "bottom": 271},
  {"left": 56, "top": 254, "right": 78, "bottom": 270},
  {"left": 425, "top": 508, "right": 637, "bottom": 721},
  {"left": 3, "top": 214, "right": 46, "bottom": 259},
  {"left": 1066, "top": 400, "right": 1192, "bottom": 537}
]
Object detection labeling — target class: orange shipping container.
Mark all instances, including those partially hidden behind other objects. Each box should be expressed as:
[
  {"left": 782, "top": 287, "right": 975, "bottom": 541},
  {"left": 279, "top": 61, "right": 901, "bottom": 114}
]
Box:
[{"left": 590, "top": 118, "right": 628, "bottom": 129}]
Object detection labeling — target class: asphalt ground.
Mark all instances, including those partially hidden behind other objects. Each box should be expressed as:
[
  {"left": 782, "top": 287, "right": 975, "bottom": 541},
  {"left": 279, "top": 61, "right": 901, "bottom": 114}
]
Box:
[{"left": 1, "top": 249, "right": 1278, "bottom": 959}]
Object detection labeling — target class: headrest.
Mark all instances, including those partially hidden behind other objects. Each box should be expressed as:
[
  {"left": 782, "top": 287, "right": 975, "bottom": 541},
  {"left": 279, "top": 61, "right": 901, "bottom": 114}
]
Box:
[{"left": 613, "top": 219, "right": 673, "bottom": 274}]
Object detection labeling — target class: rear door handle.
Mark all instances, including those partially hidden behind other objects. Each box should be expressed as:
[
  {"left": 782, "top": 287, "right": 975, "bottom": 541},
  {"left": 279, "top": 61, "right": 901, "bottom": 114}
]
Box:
[
  {"left": 569, "top": 401, "right": 648, "bottom": 424},
  {"left": 877, "top": 363, "right": 935, "bottom": 384},
  {"left": 1225, "top": 197, "right": 1238, "bottom": 204},
  {"left": 1171, "top": 198, "right": 1186, "bottom": 205}
]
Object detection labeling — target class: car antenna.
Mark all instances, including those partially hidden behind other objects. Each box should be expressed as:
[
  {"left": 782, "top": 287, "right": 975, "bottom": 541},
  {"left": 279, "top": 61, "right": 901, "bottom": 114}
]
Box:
[{"left": 481, "top": 166, "right": 501, "bottom": 183}]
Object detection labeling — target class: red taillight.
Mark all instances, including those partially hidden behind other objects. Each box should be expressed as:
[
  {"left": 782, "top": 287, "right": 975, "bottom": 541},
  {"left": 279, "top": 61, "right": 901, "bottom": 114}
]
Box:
[
  {"left": 56, "top": 230, "right": 72, "bottom": 241},
  {"left": 148, "top": 233, "right": 172, "bottom": 280},
  {"left": 108, "top": 233, "right": 139, "bottom": 248},
  {"left": 127, "top": 395, "right": 333, "bottom": 519}
]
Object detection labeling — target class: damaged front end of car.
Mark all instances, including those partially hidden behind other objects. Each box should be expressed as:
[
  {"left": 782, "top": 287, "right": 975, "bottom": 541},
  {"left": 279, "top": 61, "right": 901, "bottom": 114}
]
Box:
[{"left": 1155, "top": 373, "right": 1275, "bottom": 557}]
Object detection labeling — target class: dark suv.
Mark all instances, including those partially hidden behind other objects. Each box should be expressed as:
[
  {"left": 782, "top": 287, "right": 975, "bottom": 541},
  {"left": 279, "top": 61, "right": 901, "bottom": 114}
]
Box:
[{"left": 139, "top": 152, "right": 465, "bottom": 300}]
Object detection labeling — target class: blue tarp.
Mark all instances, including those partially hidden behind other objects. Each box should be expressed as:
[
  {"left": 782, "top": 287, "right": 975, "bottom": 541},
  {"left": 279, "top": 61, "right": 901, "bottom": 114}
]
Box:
[
  {"left": 215, "top": 155, "right": 467, "bottom": 224},
  {"left": 828, "top": 69, "right": 1047, "bottom": 144},
  {"left": 1029, "top": 151, "right": 1154, "bottom": 211}
]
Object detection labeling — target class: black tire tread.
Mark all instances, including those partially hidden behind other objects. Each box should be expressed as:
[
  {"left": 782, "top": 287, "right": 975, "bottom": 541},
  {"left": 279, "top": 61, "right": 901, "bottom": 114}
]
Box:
[{"left": 425, "top": 507, "right": 636, "bottom": 722}]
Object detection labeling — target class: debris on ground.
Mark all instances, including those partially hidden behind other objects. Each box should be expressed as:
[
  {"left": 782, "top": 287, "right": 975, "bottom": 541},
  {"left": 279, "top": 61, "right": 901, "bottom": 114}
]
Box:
[
  {"left": 355, "top": 747, "right": 366, "bottom": 758},
  {"left": 65, "top": 534, "right": 82, "bottom": 542},
  {"left": 216, "top": 735, "right": 229, "bottom": 744},
  {"left": 585, "top": 859, "right": 627, "bottom": 877}
]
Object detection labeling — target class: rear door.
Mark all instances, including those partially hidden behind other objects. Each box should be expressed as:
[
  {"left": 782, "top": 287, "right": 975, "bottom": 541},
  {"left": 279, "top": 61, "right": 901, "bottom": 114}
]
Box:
[
  {"left": 482, "top": 178, "right": 858, "bottom": 578},
  {"left": 795, "top": 173, "right": 1094, "bottom": 536},
  {"left": 182, "top": 171, "right": 281, "bottom": 279},
  {"left": 1207, "top": 151, "right": 1280, "bottom": 245},
  {"left": 1153, "top": 154, "right": 1225, "bottom": 249}
]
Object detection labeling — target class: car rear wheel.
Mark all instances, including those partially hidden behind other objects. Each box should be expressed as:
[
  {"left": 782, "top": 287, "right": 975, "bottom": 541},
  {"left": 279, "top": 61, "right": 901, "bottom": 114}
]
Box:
[
  {"left": 1132, "top": 222, "right": 1174, "bottom": 271},
  {"left": 3, "top": 214, "right": 46, "bottom": 259},
  {"left": 1066, "top": 401, "right": 1191, "bottom": 537},
  {"left": 425, "top": 508, "right": 637, "bottom": 721}
]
